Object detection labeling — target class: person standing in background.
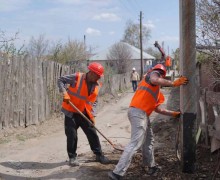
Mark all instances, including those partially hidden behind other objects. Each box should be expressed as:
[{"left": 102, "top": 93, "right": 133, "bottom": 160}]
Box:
[{"left": 130, "top": 67, "right": 140, "bottom": 92}]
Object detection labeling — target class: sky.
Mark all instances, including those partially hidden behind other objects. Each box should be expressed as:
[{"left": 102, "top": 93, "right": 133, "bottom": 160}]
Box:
[{"left": 0, "top": 0, "right": 180, "bottom": 55}]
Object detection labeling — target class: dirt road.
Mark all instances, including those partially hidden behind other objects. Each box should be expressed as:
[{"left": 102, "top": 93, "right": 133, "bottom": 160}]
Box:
[
  {"left": 0, "top": 89, "right": 136, "bottom": 180},
  {"left": 1, "top": 88, "right": 217, "bottom": 180}
]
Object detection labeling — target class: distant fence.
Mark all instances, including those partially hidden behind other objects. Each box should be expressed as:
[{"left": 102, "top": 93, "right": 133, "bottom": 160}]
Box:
[{"left": 0, "top": 56, "right": 131, "bottom": 130}]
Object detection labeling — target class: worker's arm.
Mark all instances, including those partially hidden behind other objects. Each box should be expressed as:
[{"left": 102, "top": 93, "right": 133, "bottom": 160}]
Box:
[
  {"left": 57, "top": 74, "right": 77, "bottom": 102},
  {"left": 150, "top": 72, "right": 188, "bottom": 87},
  {"left": 150, "top": 72, "right": 173, "bottom": 86},
  {"left": 91, "top": 100, "right": 98, "bottom": 117},
  {"left": 57, "top": 74, "right": 77, "bottom": 93},
  {"left": 155, "top": 105, "right": 180, "bottom": 118}
]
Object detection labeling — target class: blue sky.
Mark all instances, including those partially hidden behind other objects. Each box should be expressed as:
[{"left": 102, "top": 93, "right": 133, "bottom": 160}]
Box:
[{"left": 0, "top": 0, "right": 179, "bottom": 55}]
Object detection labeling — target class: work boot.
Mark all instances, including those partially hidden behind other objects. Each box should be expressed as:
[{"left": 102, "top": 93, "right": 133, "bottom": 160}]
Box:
[
  {"left": 96, "top": 154, "right": 110, "bottom": 164},
  {"left": 69, "top": 157, "right": 80, "bottom": 166},
  {"left": 147, "top": 165, "right": 161, "bottom": 175},
  {"left": 108, "top": 171, "right": 122, "bottom": 180}
]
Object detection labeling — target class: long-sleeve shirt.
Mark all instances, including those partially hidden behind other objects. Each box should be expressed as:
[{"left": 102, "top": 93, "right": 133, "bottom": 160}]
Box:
[{"left": 57, "top": 73, "right": 98, "bottom": 117}]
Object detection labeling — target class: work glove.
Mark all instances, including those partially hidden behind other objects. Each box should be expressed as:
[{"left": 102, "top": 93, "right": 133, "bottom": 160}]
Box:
[
  {"left": 63, "top": 92, "right": 70, "bottom": 103},
  {"left": 173, "top": 76, "right": 188, "bottom": 87},
  {"left": 172, "top": 111, "right": 181, "bottom": 118}
]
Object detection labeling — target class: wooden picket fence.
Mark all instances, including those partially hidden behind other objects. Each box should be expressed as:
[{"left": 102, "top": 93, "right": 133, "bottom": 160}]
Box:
[
  {"left": 0, "top": 56, "right": 131, "bottom": 130},
  {"left": 0, "top": 56, "right": 73, "bottom": 129}
]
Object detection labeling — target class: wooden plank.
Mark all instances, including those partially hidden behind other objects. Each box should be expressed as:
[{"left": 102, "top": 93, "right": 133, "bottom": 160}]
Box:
[
  {"left": 0, "top": 58, "right": 5, "bottom": 129},
  {"left": 196, "top": 127, "right": 202, "bottom": 144},
  {"left": 4, "top": 58, "right": 13, "bottom": 128},
  {"left": 199, "top": 97, "right": 208, "bottom": 145},
  {"left": 32, "top": 57, "right": 39, "bottom": 125},
  {"left": 43, "top": 61, "right": 49, "bottom": 118},
  {"left": 24, "top": 56, "right": 32, "bottom": 126},
  {"left": 38, "top": 60, "right": 45, "bottom": 123},
  {"left": 18, "top": 56, "right": 25, "bottom": 127},
  {"left": 11, "top": 57, "right": 19, "bottom": 127}
]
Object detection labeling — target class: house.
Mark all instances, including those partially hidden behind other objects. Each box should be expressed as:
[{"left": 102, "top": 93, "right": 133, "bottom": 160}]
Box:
[{"left": 89, "top": 42, "right": 156, "bottom": 73}]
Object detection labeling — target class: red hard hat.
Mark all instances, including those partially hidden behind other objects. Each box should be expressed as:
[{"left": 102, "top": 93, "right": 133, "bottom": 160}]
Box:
[
  {"left": 88, "top": 62, "right": 104, "bottom": 76},
  {"left": 152, "top": 64, "right": 166, "bottom": 76}
]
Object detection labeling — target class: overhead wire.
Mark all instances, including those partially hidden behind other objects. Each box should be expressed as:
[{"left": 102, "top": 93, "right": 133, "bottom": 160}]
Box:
[
  {"left": 129, "top": 0, "right": 142, "bottom": 13},
  {"left": 133, "top": 0, "right": 143, "bottom": 11},
  {"left": 118, "top": 0, "right": 139, "bottom": 21}
]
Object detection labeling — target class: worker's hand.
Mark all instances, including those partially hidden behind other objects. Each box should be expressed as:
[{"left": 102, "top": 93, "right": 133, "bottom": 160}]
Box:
[
  {"left": 63, "top": 92, "right": 70, "bottom": 103},
  {"left": 90, "top": 117, "right": 95, "bottom": 124},
  {"left": 172, "top": 111, "right": 181, "bottom": 118},
  {"left": 173, "top": 76, "right": 188, "bottom": 87}
]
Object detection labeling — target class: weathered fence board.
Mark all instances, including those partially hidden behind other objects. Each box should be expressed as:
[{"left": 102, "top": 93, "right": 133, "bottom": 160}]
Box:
[
  {"left": 0, "top": 56, "right": 131, "bottom": 130},
  {"left": 18, "top": 57, "right": 25, "bottom": 127}
]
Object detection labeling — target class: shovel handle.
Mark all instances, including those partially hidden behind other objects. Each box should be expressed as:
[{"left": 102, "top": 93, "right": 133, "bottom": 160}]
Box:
[{"left": 68, "top": 101, "right": 123, "bottom": 151}]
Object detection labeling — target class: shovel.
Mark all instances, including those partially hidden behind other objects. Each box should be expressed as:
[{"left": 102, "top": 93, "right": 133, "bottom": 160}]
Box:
[{"left": 68, "top": 101, "right": 124, "bottom": 152}]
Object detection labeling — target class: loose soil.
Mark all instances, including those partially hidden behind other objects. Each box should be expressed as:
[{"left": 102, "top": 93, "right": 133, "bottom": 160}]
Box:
[{"left": 0, "top": 88, "right": 219, "bottom": 180}]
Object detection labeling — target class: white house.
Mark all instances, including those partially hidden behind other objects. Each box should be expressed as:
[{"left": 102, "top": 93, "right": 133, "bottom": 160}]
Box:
[{"left": 89, "top": 42, "right": 156, "bottom": 73}]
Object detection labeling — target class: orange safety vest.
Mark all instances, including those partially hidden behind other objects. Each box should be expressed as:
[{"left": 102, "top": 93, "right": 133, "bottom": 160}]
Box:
[
  {"left": 130, "top": 74, "right": 165, "bottom": 116},
  {"left": 165, "top": 56, "right": 172, "bottom": 67},
  {"left": 62, "top": 72, "right": 100, "bottom": 123}
]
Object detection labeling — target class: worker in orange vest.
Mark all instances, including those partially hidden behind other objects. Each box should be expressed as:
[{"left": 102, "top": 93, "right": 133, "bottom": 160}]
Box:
[
  {"left": 58, "top": 62, "right": 110, "bottom": 166},
  {"left": 165, "top": 56, "right": 172, "bottom": 73},
  {"left": 108, "top": 64, "right": 188, "bottom": 180}
]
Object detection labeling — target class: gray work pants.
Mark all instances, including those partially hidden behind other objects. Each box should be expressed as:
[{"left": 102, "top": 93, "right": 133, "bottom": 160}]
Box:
[{"left": 113, "top": 107, "right": 155, "bottom": 176}]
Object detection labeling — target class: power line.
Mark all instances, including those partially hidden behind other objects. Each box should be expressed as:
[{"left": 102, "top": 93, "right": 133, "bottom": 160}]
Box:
[
  {"left": 133, "top": 0, "right": 143, "bottom": 11},
  {"left": 118, "top": 0, "right": 138, "bottom": 19},
  {"left": 129, "top": 0, "right": 142, "bottom": 12}
]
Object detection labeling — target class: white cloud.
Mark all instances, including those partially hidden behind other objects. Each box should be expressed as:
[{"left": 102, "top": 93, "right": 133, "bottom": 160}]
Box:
[
  {"left": 86, "top": 28, "right": 101, "bottom": 36},
  {"left": 92, "top": 13, "right": 120, "bottom": 22},
  {"left": 143, "top": 20, "right": 155, "bottom": 29},
  {"left": 109, "top": 31, "right": 115, "bottom": 35}
]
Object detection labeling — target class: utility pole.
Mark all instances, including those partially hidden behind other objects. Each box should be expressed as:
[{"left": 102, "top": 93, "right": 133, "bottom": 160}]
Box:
[
  {"left": 179, "top": 0, "right": 197, "bottom": 173},
  {"left": 140, "top": 11, "right": 143, "bottom": 79},
  {"left": 84, "top": 35, "right": 89, "bottom": 65}
]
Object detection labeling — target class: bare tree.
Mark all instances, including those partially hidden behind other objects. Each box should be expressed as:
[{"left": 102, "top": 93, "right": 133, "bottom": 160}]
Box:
[
  {"left": 122, "top": 19, "right": 151, "bottom": 49},
  {"left": 48, "top": 38, "right": 88, "bottom": 71},
  {"left": 48, "top": 41, "right": 63, "bottom": 63},
  {"left": 27, "top": 34, "right": 49, "bottom": 60},
  {"left": 196, "top": 0, "right": 220, "bottom": 83},
  {"left": 107, "top": 42, "right": 132, "bottom": 74},
  {"left": 146, "top": 47, "right": 161, "bottom": 59},
  {"left": 0, "top": 30, "right": 25, "bottom": 57},
  {"left": 62, "top": 38, "right": 87, "bottom": 64}
]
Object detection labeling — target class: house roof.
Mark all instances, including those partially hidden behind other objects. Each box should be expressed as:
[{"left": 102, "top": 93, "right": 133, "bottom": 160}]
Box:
[{"left": 89, "top": 42, "right": 156, "bottom": 61}]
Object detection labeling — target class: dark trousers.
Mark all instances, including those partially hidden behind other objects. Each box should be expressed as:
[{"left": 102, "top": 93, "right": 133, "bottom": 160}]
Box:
[
  {"left": 64, "top": 114, "right": 102, "bottom": 159},
  {"left": 132, "top": 80, "right": 138, "bottom": 92}
]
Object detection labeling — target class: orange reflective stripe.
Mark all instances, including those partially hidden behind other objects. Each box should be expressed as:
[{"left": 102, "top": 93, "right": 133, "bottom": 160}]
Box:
[{"left": 137, "top": 86, "right": 159, "bottom": 101}]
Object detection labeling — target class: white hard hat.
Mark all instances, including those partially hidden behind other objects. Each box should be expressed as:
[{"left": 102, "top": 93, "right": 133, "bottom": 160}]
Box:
[{"left": 132, "top": 67, "right": 136, "bottom": 70}]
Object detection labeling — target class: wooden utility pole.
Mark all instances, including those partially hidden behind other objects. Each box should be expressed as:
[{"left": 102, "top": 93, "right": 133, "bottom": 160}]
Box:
[
  {"left": 84, "top": 35, "right": 89, "bottom": 65},
  {"left": 140, "top": 11, "right": 143, "bottom": 79},
  {"left": 179, "top": 0, "right": 197, "bottom": 173}
]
